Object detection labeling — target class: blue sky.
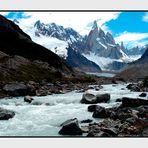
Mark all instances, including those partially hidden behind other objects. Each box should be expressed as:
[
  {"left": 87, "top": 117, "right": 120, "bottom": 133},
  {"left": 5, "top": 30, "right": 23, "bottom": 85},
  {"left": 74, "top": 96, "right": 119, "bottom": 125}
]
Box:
[{"left": 1, "top": 11, "right": 148, "bottom": 48}]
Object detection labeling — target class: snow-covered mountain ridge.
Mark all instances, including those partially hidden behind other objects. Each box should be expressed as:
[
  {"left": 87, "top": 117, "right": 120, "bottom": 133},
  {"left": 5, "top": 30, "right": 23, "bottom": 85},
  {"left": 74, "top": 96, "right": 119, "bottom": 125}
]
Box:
[{"left": 14, "top": 19, "right": 146, "bottom": 72}]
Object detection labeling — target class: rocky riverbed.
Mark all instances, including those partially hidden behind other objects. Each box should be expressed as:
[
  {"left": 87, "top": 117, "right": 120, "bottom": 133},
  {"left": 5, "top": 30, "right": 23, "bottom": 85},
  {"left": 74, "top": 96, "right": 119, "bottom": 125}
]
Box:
[{"left": 0, "top": 82, "right": 148, "bottom": 136}]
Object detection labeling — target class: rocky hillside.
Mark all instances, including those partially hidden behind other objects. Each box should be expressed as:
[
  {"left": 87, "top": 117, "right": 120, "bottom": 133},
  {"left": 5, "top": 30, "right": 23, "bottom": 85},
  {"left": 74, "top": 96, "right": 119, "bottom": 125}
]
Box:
[
  {"left": 116, "top": 48, "right": 148, "bottom": 80},
  {"left": 0, "top": 14, "right": 73, "bottom": 82}
]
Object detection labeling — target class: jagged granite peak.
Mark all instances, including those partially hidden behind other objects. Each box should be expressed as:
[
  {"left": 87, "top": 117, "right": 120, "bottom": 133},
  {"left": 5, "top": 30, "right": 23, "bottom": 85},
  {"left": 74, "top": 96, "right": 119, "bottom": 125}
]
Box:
[
  {"left": 84, "top": 24, "right": 127, "bottom": 60},
  {"left": 120, "top": 41, "right": 125, "bottom": 50},
  {"left": 13, "top": 19, "right": 19, "bottom": 24},
  {"left": 92, "top": 20, "right": 98, "bottom": 30},
  {"left": 34, "top": 20, "right": 83, "bottom": 43},
  {"left": 34, "top": 20, "right": 42, "bottom": 28},
  {"left": 98, "top": 28, "right": 106, "bottom": 38},
  {"left": 82, "top": 21, "right": 130, "bottom": 71},
  {"left": 106, "top": 32, "right": 115, "bottom": 45}
]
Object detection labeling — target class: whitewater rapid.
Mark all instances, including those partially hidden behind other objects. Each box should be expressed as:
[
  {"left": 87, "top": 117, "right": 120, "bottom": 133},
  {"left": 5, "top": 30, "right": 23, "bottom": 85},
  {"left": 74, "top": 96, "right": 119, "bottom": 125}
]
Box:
[{"left": 0, "top": 83, "right": 146, "bottom": 136}]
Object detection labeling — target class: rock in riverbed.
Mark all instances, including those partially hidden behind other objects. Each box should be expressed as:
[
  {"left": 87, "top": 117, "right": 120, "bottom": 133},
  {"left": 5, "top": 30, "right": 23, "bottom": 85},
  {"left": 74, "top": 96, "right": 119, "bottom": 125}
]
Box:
[
  {"left": 0, "top": 108, "right": 15, "bottom": 120},
  {"left": 80, "top": 93, "right": 110, "bottom": 104},
  {"left": 80, "top": 93, "right": 96, "bottom": 104},
  {"left": 121, "top": 97, "right": 148, "bottom": 107},
  {"left": 59, "top": 118, "right": 82, "bottom": 135},
  {"left": 92, "top": 105, "right": 110, "bottom": 118},
  {"left": 139, "top": 93, "right": 147, "bottom": 97},
  {"left": 95, "top": 93, "right": 110, "bottom": 103},
  {"left": 24, "top": 96, "right": 34, "bottom": 103},
  {"left": 88, "top": 105, "right": 98, "bottom": 112}
]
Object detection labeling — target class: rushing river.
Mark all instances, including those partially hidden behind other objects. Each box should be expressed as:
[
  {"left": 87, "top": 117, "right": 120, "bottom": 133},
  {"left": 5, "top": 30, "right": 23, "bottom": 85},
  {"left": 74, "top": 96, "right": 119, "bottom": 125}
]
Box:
[{"left": 0, "top": 83, "right": 147, "bottom": 136}]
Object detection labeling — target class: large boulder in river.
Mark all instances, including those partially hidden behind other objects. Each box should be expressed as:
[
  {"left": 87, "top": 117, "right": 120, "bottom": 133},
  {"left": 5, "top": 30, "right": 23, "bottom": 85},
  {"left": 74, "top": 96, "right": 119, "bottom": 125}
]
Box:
[
  {"left": 80, "top": 93, "right": 96, "bottom": 104},
  {"left": 24, "top": 96, "right": 34, "bottom": 103},
  {"left": 59, "top": 118, "right": 82, "bottom": 135},
  {"left": 88, "top": 105, "right": 98, "bottom": 112},
  {"left": 0, "top": 108, "right": 15, "bottom": 120},
  {"left": 3, "top": 83, "right": 29, "bottom": 96},
  {"left": 121, "top": 97, "right": 148, "bottom": 107},
  {"left": 80, "top": 93, "right": 110, "bottom": 104},
  {"left": 95, "top": 93, "right": 110, "bottom": 103},
  {"left": 139, "top": 93, "right": 147, "bottom": 97}
]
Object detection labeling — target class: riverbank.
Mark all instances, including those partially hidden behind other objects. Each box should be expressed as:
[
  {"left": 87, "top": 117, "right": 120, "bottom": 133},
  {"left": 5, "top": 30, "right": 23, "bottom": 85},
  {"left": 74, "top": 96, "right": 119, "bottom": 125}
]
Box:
[{"left": 0, "top": 75, "right": 119, "bottom": 98}]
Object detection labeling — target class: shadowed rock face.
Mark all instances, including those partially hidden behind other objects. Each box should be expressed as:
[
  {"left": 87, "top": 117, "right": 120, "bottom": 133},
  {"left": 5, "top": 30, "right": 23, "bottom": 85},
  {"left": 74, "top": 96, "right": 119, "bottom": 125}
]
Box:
[
  {"left": 84, "top": 21, "right": 125, "bottom": 59},
  {"left": 66, "top": 46, "right": 101, "bottom": 72},
  {"left": 116, "top": 48, "right": 148, "bottom": 80},
  {"left": 0, "top": 15, "right": 73, "bottom": 75}
]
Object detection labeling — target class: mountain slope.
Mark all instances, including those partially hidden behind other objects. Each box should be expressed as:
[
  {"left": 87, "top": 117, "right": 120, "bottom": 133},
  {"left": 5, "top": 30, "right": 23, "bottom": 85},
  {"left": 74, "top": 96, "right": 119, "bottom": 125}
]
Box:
[
  {"left": 66, "top": 46, "right": 101, "bottom": 72},
  {"left": 0, "top": 14, "right": 73, "bottom": 81},
  {"left": 116, "top": 48, "right": 148, "bottom": 80}
]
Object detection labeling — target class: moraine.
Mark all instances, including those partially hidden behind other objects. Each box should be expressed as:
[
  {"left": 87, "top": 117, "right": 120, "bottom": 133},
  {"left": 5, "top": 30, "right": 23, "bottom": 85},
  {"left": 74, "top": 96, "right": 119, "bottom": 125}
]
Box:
[{"left": 0, "top": 83, "right": 147, "bottom": 136}]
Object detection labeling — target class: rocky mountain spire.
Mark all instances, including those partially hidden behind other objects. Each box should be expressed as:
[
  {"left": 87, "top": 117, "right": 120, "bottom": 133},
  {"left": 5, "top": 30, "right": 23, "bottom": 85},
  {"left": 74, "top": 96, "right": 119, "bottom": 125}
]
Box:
[
  {"left": 106, "top": 32, "right": 115, "bottom": 45},
  {"left": 92, "top": 20, "right": 98, "bottom": 30},
  {"left": 120, "top": 41, "right": 125, "bottom": 50},
  {"left": 98, "top": 28, "right": 105, "bottom": 38}
]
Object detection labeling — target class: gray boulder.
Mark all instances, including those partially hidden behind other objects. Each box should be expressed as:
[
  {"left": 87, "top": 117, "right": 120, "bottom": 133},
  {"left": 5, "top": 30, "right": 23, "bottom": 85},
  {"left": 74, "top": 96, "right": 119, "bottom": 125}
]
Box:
[
  {"left": 59, "top": 118, "right": 82, "bottom": 135},
  {"left": 88, "top": 105, "right": 98, "bottom": 112},
  {"left": 92, "top": 106, "right": 110, "bottom": 118},
  {"left": 24, "top": 96, "right": 34, "bottom": 103},
  {"left": 80, "top": 93, "right": 96, "bottom": 104},
  {"left": 139, "top": 93, "right": 147, "bottom": 97},
  {"left": 95, "top": 93, "right": 110, "bottom": 103},
  {"left": 3, "top": 83, "right": 29, "bottom": 96},
  {"left": 121, "top": 97, "right": 148, "bottom": 107},
  {"left": 0, "top": 108, "right": 15, "bottom": 120},
  {"left": 80, "top": 93, "right": 110, "bottom": 104}
]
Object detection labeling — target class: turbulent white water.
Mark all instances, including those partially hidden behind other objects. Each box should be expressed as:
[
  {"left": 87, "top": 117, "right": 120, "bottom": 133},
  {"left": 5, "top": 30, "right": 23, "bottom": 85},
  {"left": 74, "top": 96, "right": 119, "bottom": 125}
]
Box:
[{"left": 0, "top": 83, "right": 147, "bottom": 136}]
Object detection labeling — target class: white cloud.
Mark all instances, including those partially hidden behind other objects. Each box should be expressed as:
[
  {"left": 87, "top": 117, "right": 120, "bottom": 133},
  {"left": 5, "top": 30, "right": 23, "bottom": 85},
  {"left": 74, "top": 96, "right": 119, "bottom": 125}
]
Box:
[
  {"left": 142, "top": 12, "right": 148, "bottom": 22},
  {"left": 15, "top": 12, "right": 120, "bottom": 35},
  {"left": 115, "top": 32, "right": 148, "bottom": 48},
  {"left": 0, "top": 12, "right": 10, "bottom": 16}
]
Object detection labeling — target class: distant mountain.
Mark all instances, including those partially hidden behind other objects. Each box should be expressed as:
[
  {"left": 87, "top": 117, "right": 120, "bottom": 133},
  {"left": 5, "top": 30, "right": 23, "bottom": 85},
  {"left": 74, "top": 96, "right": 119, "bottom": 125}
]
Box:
[
  {"left": 34, "top": 20, "right": 85, "bottom": 53},
  {"left": 0, "top": 15, "right": 73, "bottom": 82},
  {"left": 116, "top": 47, "right": 148, "bottom": 80},
  {"left": 124, "top": 45, "right": 148, "bottom": 57},
  {"left": 20, "top": 20, "right": 101, "bottom": 72},
  {"left": 81, "top": 20, "right": 130, "bottom": 71}
]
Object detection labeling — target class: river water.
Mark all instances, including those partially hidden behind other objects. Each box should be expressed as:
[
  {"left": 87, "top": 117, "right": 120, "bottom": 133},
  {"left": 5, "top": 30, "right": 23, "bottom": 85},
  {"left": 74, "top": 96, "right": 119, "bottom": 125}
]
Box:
[{"left": 0, "top": 83, "right": 146, "bottom": 136}]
